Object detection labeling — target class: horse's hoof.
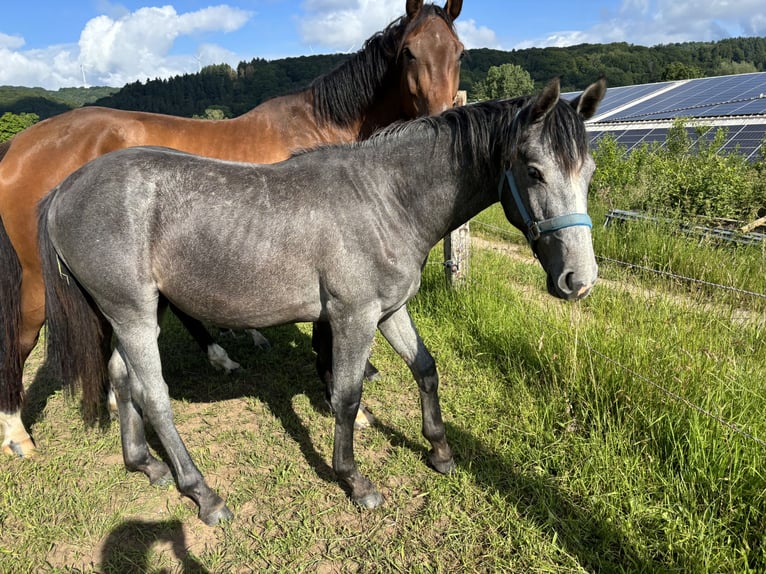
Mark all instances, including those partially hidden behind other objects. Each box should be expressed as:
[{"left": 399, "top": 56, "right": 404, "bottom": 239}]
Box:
[
  {"left": 247, "top": 330, "right": 271, "bottom": 350},
  {"left": 146, "top": 462, "right": 174, "bottom": 488},
  {"left": 364, "top": 363, "right": 381, "bottom": 382},
  {"left": 150, "top": 472, "right": 175, "bottom": 488},
  {"left": 429, "top": 454, "right": 456, "bottom": 475},
  {"left": 354, "top": 404, "right": 375, "bottom": 430},
  {"left": 2, "top": 438, "right": 36, "bottom": 458},
  {"left": 354, "top": 491, "right": 384, "bottom": 509},
  {"left": 207, "top": 344, "right": 241, "bottom": 374},
  {"left": 200, "top": 505, "right": 234, "bottom": 526}
]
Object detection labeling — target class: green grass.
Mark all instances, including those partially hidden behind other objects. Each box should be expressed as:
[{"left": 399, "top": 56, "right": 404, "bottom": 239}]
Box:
[{"left": 1, "top": 224, "right": 765, "bottom": 572}]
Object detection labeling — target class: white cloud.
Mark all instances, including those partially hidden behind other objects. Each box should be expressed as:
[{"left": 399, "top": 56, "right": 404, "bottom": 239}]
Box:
[
  {"left": 78, "top": 5, "right": 251, "bottom": 85},
  {"left": 515, "top": 0, "right": 766, "bottom": 49},
  {"left": 456, "top": 20, "right": 500, "bottom": 50},
  {"left": 299, "top": 0, "right": 406, "bottom": 51},
  {"left": 0, "top": 4, "right": 251, "bottom": 89},
  {"left": 0, "top": 32, "right": 25, "bottom": 50}
]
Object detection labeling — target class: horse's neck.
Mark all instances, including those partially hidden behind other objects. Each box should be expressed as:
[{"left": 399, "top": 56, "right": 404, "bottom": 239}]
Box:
[
  {"left": 377, "top": 133, "right": 496, "bottom": 252},
  {"left": 356, "top": 84, "right": 405, "bottom": 140},
  {"left": 233, "top": 91, "right": 361, "bottom": 160}
]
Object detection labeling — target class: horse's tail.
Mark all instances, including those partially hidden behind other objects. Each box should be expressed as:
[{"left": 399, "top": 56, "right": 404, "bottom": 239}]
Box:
[
  {"left": 38, "top": 192, "right": 109, "bottom": 424},
  {"left": 0, "top": 139, "right": 12, "bottom": 162},
  {"left": 0, "top": 213, "right": 24, "bottom": 412}
]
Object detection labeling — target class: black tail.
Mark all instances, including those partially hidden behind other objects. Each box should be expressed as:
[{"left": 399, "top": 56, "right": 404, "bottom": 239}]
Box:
[
  {"left": 0, "top": 139, "right": 11, "bottom": 162},
  {"left": 0, "top": 213, "right": 24, "bottom": 412},
  {"left": 38, "top": 192, "right": 109, "bottom": 423}
]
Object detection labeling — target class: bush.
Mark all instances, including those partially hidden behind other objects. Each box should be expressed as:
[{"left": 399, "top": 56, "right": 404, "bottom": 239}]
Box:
[{"left": 591, "top": 119, "right": 766, "bottom": 221}]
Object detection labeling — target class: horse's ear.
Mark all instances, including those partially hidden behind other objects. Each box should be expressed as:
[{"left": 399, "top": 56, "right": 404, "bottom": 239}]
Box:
[
  {"left": 528, "top": 77, "right": 560, "bottom": 123},
  {"left": 571, "top": 77, "right": 607, "bottom": 120},
  {"left": 444, "top": 0, "right": 463, "bottom": 20},
  {"left": 406, "top": 0, "right": 423, "bottom": 19}
]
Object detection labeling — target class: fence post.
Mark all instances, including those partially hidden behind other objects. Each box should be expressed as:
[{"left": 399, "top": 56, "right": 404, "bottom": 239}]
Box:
[{"left": 444, "top": 90, "right": 470, "bottom": 287}]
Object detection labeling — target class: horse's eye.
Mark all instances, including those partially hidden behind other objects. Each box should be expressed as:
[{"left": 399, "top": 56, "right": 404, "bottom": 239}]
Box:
[
  {"left": 402, "top": 47, "right": 416, "bottom": 62},
  {"left": 458, "top": 50, "right": 466, "bottom": 62},
  {"left": 528, "top": 167, "right": 543, "bottom": 182}
]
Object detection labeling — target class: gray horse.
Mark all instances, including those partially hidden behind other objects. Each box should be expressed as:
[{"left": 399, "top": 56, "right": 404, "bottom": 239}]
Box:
[{"left": 38, "top": 77, "right": 605, "bottom": 525}]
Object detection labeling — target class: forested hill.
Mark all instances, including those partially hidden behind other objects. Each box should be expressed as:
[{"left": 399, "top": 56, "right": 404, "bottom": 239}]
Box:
[{"left": 2, "top": 37, "right": 764, "bottom": 120}]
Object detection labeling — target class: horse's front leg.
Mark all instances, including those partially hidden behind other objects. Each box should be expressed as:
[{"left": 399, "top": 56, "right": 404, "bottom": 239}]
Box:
[
  {"left": 328, "top": 315, "right": 383, "bottom": 508},
  {"left": 313, "top": 321, "right": 376, "bottom": 429},
  {"left": 378, "top": 305, "right": 455, "bottom": 474},
  {"left": 165, "top": 301, "right": 241, "bottom": 373}
]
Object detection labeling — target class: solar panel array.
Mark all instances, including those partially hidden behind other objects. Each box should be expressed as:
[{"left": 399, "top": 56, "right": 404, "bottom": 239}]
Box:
[
  {"left": 587, "top": 123, "right": 766, "bottom": 161},
  {"left": 566, "top": 72, "right": 766, "bottom": 161}
]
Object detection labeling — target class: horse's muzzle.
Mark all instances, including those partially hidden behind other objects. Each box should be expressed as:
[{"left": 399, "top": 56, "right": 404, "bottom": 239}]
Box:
[{"left": 547, "top": 267, "right": 597, "bottom": 301}]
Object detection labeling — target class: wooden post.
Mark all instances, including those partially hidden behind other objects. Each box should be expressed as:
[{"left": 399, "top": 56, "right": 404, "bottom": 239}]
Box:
[{"left": 444, "top": 91, "right": 470, "bottom": 287}]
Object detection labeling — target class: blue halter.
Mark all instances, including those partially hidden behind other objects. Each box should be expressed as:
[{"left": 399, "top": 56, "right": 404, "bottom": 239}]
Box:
[{"left": 498, "top": 169, "right": 592, "bottom": 244}]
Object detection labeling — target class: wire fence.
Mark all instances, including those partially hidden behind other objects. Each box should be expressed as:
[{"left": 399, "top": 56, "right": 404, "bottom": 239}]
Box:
[{"left": 440, "top": 218, "right": 766, "bottom": 448}]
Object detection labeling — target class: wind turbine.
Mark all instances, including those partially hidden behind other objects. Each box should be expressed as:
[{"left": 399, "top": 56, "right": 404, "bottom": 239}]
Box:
[{"left": 80, "top": 64, "right": 89, "bottom": 88}]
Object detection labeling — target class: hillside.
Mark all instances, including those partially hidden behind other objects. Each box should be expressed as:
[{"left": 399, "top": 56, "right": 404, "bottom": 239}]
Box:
[
  {"left": 1, "top": 37, "right": 764, "bottom": 120},
  {"left": 0, "top": 86, "right": 118, "bottom": 119}
]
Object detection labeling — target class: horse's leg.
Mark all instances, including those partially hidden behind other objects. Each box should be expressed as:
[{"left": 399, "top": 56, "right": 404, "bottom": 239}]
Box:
[
  {"left": 312, "top": 321, "right": 376, "bottom": 429},
  {"left": 245, "top": 329, "right": 271, "bottom": 350},
  {"left": 1, "top": 266, "right": 46, "bottom": 457},
  {"left": 313, "top": 322, "right": 380, "bottom": 381},
  {"left": 166, "top": 301, "right": 241, "bottom": 373},
  {"left": 377, "top": 306, "right": 455, "bottom": 474},
  {"left": 112, "top": 319, "right": 232, "bottom": 525},
  {"left": 327, "top": 313, "right": 383, "bottom": 508},
  {"left": 108, "top": 348, "right": 172, "bottom": 486}
]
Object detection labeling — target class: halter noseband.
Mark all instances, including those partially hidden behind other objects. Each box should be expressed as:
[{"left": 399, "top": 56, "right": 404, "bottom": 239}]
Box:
[{"left": 498, "top": 169, "right": 592, "bottom": 245}]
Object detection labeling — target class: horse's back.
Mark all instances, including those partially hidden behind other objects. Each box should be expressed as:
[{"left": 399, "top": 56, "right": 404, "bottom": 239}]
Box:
[
  {"left": 47, "top": 145, "right": 414, "bottom": 329},
  {"left": 47, "top": 147, "right": 323, "bottom": 327}
]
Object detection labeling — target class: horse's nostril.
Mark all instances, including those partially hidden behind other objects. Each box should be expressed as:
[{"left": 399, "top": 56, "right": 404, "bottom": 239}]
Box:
[{"left": 564, "top": 272, "right": 576, "bottom": 292}]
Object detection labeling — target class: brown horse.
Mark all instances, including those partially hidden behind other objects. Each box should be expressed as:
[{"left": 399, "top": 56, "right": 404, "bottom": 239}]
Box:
[{"left": 0, "top": 0, "right": 464, "bottom": 457}]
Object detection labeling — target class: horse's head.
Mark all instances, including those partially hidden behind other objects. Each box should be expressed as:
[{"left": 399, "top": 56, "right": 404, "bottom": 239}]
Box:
[
  {"left": 499, "top": 77, "right": 606, "bottom": 301},
  {"left": 399, "top": 0, "right": 465, "bottom": 117}
]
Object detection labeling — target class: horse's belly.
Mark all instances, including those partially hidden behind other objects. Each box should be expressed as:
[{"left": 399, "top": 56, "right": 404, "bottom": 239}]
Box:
[{"left": 157, "top": 267, "right": 322, "bottom": 329}]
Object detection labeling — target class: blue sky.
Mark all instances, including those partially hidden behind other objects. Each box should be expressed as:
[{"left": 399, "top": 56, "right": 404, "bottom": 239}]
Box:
[{"left": 1, "top": 0, "right": 764, "bottom": 89}]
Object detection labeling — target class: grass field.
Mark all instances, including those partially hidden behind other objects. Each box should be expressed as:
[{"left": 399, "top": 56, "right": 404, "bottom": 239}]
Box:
[{"left": 1, "top": 209, "right": 765, "bottom": 573}]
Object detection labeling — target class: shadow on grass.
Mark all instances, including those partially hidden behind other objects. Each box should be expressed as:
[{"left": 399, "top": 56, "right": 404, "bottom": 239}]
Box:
[
  {"left": 371, "top": 414, "right": 658, "bottom": 572},
  {"left": 99, "top": 519, "right": 209, "bottom": 574},
  {"left": 158, "top": 319, "right": 340, "bottom": 487}
]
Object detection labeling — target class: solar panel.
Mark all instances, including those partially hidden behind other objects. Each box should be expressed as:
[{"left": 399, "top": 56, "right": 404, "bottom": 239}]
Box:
[
  {"left": 565, "top": 81, "right": 678, "bottom": 117},
  {"left": 575, "top": 71, "right": 766, "bottom": 161},
  {"left": 602, "top": 73, "right": 766, "bottom": 121},
  {"left": 589, "top": 123, "right": 766, "bottom": 161}
]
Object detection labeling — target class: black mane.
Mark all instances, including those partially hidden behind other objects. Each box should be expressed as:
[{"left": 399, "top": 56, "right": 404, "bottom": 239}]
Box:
[
  {"left": 376, "top": 95, "right": 591, "bottom": 175},
  {"left": 310, "top": 4, "right": 457, "bottom": 128}
]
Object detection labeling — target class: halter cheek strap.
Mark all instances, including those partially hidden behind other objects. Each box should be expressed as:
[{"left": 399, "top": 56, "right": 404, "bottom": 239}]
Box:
[{"left": 498, "top": 169, "right": 592, "bottom": 244}]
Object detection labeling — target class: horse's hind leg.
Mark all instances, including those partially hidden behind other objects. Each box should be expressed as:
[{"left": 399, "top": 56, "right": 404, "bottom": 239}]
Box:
[
  {"left": 1, "top": 268, "right": 47, "bottom": 458},
  {"left": 108, "top": 349, "right": 172, "bottom": 486},
  {"left": 112, "top": 320, "right": 232, "bottom": 525},
  {"left": 377, "top": 306, "right": 455, "bottom": 475}
]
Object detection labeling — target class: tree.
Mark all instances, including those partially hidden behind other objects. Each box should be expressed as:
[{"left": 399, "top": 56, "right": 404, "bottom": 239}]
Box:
[
  {"left": 0, "top": 112, "right": 39, "bottom": 142},
  {"left": 662, "top": 61, "right": 704, "bottom": 81},
  {"left": 471, "top": 63, "right": 535, "bottom": 101}
]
